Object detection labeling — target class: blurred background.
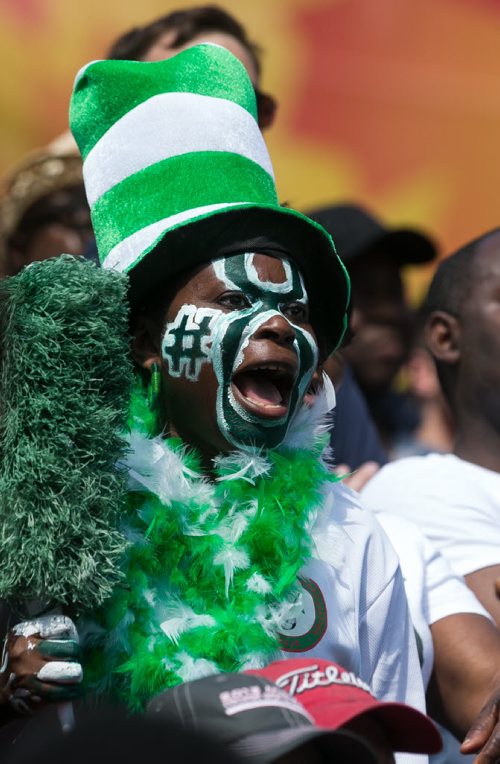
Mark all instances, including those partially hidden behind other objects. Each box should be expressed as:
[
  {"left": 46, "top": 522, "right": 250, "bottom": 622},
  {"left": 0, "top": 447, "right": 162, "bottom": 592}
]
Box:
[{"left": 1, "top": 0, "right": 499, "bottom": 296}]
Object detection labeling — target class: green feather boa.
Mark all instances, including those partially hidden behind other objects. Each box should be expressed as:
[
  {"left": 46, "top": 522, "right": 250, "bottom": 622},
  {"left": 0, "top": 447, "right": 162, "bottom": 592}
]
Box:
[{"left": 82, "top": 380, "right": 337, "bottom": 711}]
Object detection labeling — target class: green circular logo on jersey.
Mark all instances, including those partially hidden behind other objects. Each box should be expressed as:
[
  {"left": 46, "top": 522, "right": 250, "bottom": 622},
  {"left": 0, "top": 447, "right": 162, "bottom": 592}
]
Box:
[{"left": 277, "top": 577, "right": 327, "bottom": 652}]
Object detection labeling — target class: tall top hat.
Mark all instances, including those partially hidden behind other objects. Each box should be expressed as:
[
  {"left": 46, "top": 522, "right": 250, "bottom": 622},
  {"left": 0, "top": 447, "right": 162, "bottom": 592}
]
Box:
[{"left": 70, "top": 43, "right": 349, "bottom": 352}]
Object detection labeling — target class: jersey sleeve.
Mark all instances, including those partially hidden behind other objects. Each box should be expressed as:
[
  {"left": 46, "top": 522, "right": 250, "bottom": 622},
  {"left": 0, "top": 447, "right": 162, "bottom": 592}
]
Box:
[{"left": 361, "top": 457, "right": 500, "bottom": 577}]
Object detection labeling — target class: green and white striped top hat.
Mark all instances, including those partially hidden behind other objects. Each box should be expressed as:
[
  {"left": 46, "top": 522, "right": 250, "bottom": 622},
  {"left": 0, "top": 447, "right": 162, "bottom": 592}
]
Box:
[{"left": 70, "top": 43, "right": 349, "bottom": 352}]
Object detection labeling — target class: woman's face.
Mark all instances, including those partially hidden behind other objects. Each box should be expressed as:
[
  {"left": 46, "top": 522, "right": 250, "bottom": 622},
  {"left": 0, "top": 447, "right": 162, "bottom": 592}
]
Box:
[{"left": 146, "top": 252, "right": 318, "bottom": 459}]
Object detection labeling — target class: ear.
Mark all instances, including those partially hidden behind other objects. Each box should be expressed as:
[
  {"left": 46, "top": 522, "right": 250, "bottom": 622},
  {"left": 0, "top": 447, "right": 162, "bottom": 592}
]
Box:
[
  {"left": 131, "top": 315, "right": 162, "bottom": 371},
  {"left": 425, "top": 311, "right": 461, "bottom": 365}
]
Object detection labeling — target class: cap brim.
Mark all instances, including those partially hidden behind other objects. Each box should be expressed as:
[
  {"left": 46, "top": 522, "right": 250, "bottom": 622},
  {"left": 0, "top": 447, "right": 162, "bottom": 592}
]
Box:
[
  {"left": 125, "top": 203, "right": 350, "bottom": 355},
  {"left": 366, "top": 229, "right": 437, "bottom": 266},
  {"left": 231, "top": 725, "right": 378, "bottom": 763},
  {"left": 314, "top": 699, "right": 442, "bottom": 755}
]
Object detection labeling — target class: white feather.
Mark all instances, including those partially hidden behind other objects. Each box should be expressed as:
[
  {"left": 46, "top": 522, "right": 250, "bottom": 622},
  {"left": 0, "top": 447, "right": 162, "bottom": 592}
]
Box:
[
  {"left": 213, "top": 546, "right": 250, "bottom": 596},
  {"left": 214, "top": 449, "right": 272, "bottom": 484},
  {"left": 159, "top": 600, "right": 216, "bottom": 645},
  {"left": 246, "top": 572, "right": 272, "bottom": 594},
  {"left": 175, "top": 652, "right": 219, "bottom": 682},
  {"left": 284, "top": 373, "right": 336, "bottom": 450}
]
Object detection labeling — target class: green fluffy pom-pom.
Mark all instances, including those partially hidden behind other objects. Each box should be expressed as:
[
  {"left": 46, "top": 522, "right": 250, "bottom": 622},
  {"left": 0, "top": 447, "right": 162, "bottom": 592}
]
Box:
[{"left": 0, "top": 255, "right": 134, "bottom": 612}]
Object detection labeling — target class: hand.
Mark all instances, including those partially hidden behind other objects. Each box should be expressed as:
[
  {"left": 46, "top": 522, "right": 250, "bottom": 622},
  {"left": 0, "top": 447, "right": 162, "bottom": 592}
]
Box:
[
  {"left": 0, "top": 615, "right": 82, "bottom": 714},
  {"left": 461, "top": 684, "right": 500, "bottom": 764},
  {"left": 334, "top": 461, "right": 380, "bottom": 492}
]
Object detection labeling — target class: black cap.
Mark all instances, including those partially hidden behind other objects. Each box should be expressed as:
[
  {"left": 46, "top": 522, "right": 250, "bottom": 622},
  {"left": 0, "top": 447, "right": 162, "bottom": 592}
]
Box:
[
  {"left": 307, "top": 204, "right": 437, "bottom": 267},
  {"left": 146, "top": 672, "right": 379, "bottom": 763}
]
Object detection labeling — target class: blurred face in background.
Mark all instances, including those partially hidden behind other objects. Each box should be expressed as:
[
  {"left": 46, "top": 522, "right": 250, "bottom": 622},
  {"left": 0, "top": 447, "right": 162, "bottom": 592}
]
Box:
[
  {"left": 6, "top": 185, "right": 92, "bottom": 276},
  {"left": 342, "top": 255, "right": 414, "bottom": 394}
]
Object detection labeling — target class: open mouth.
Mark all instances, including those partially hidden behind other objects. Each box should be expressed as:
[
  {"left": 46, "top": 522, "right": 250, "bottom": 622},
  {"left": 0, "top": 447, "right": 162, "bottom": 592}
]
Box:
[{"left": 231, "top": 362, "right": 297, "bottom": 419}]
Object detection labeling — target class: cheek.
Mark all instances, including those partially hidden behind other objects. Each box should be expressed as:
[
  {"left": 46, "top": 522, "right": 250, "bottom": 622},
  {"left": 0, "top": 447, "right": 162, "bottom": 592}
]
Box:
[
  {"left": 161, "top": 362, "right": 220, "bottom": 430},
  {"left": 161, "top": 305, "right": 221, "bottom": 382}
]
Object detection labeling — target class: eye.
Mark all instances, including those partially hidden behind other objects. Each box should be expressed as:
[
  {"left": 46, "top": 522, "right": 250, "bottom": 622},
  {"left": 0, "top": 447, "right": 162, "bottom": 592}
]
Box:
[
  {"left": 281, "top": 302, "right": 309, "bottom": 322},
  {"left": 216, "top": 291, "right": 252, "bottom": 310}
]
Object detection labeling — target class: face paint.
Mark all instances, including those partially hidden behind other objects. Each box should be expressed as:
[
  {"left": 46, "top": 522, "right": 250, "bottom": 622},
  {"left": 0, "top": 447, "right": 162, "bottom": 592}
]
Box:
[
  {"left": 161, "top": 253, "right": 318, "bottom": 450},
  {"left": 162, "top": 305, "right": 221, "bottom": 382}
]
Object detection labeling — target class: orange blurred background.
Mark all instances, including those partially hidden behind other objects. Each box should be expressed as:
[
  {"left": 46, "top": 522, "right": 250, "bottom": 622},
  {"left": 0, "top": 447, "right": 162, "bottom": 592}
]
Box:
[{"left": 1, "top": 0, "right": 499, "bottom": 297}]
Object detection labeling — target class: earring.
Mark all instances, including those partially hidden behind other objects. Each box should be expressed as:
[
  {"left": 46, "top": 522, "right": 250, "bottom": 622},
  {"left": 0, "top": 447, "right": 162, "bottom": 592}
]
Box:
[{"left": 147, "top": 362, "right": 162, "bottom": 412}]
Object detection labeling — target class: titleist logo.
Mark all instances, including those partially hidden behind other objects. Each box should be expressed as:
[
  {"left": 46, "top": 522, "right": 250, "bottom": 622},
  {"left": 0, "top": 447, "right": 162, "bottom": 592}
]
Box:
[{"left": 274, "top": 664, "right": 373, "bottom": 697}]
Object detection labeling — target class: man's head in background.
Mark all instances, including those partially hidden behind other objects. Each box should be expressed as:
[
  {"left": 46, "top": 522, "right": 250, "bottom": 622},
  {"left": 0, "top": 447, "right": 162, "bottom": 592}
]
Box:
[
  {"left": 308, "top": 204, "right": 437, "bottom": 396},
  {"left": 423, "top": 228, "right": 500, "bottom": 436},
  {"left": 107, "top": 5, "right": 277, "bottom": 130},
  {"left": 0, "top": 150, "right": 92, "bottom": 277}
]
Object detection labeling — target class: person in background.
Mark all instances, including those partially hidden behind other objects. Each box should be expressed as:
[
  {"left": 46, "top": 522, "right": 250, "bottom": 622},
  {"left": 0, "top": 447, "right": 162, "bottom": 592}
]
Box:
[
  {"left": 308, "top": 204, "right": 437, "bottom": 455},
  {"left": 0, "top": 145, "right": 91, "bottom": 277},
  {"left": 107, "top": 4, "right": 277, "bottom": 130},
  {"left": 362, "top": 229, "right": 500, "bottom": 762},
  {"left": 362, "top": 228, "right": 500, "bottom": 627},
  {"left": 391, "top": 315, "right": 454, "bottom": 460}
]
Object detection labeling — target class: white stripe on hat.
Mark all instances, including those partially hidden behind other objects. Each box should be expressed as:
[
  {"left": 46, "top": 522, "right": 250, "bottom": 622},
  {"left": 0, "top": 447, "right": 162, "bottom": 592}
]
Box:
[
  {"left": 84, "top": 92, "right": 274, "bottom": 207},
  {"left": 102, "top": 201, "right": 248, "bottom": 272}
]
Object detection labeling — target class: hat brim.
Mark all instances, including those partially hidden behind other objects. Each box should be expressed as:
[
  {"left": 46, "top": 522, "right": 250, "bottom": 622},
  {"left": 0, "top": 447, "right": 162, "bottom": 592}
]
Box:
[
  {"left": 312, "top": 698, "right": 442, "bottom": 755},
  {"left": 231, "top": 725, "right": 378, "bottom": 763},
  {"left": 125, "top": 203, "right": 350, "bottom": 356},
  {"left": 357, "top": 229, "right": 437, "bottom": 266}
]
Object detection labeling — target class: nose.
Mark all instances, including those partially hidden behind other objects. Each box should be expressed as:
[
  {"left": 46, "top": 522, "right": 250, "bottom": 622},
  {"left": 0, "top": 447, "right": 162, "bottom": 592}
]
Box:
[{"left": 252, "top": 313, "right": 296, "bottom": 347}]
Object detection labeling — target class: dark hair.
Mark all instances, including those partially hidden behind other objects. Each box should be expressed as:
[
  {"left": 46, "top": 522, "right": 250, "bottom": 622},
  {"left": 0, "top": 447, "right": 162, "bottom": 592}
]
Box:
[
  {"left": 6, "top": 185, "right": 90, "bottom": 269},
  {"left": 422, "top": 228, "right": 500, "bottom": 320},
  {"left": 107, "top": 5, "right": 261, "bottom": 78}
]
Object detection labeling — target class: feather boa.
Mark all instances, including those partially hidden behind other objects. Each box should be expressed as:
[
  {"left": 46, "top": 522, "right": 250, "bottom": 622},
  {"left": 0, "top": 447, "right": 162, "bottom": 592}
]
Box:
[{"left": 81, "top": 376, "right": 338, "bottom": 710}]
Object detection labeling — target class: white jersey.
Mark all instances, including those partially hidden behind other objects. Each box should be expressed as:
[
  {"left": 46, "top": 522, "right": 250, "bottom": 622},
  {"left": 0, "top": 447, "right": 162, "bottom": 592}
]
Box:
[
  {"left": 375, "top": 512, "right": 492, "bottom": 764},
  {"left": 279, "top": 482, "right": 428, "bottom": 764},
  {"left": 361, "top": 453, "right": 500, "bottom": 577},
  {"left": 374, "top": 512, "right": 492, "bottom": 688}
]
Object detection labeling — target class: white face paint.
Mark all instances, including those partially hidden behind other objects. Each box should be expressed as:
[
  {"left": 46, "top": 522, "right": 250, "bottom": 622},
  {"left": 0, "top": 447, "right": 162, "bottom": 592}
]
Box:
[
  {"left": 161, "top": 305, "right": 222, "bottom": 382},
  {"left": 161, "top": 253, "right": 318, "bottom": 449}
]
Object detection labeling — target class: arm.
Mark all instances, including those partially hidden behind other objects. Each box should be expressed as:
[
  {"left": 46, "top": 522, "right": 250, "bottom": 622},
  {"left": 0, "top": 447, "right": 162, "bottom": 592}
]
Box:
[{"left": 427, "top": 613, "right": 500, "bottom": 764}]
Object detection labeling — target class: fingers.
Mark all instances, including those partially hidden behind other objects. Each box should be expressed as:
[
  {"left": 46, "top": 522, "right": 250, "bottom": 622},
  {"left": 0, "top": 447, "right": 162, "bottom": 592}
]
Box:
[
  {"left": 466, "top": 722, "right": 500, "bottom": 764},
  {"left": 1, "top": 616, "right": 83, "bottom": 713},
  {"left": 333, "top": 463, "right": 351, "bottom": 478},
  {"left": 12, "top": 615, "right": 78, "bottom": 642},
  {"left": 38, "top": 639, "right": 81, "bottom": 661},
  {"left": 23, "top": 675, "right": 83, "bottom": 701},
  {"left": 340, "top": 462, "right": 380, "bottom": 492},
  {"left": 461, "top": 697, "right": 500, "bottom": 759},
  {"left": 37, "top": 661, "right": 83, "bottom": 685}
]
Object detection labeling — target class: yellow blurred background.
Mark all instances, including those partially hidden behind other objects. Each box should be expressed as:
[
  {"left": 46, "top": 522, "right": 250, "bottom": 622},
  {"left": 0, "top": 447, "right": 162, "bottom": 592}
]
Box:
[{"left": 1, "top": 0, "right": 500, "bottom": 297}]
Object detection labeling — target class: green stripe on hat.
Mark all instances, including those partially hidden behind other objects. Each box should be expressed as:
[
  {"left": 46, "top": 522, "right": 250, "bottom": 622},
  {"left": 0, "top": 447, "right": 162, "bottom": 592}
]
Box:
[
  {"left": 92, "top": 152, "right": 277, "bottom": 263},
  {"left": 71, "top": 45, "right": 257, "bottom": 160}
]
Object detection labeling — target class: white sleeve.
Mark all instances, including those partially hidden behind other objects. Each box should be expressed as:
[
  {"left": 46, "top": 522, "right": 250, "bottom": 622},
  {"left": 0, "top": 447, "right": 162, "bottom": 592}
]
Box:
[
  {"left": 423, "top": 532, "right": 493, "bottom": 626},
  {"left": 361, "top": 457, "right": 500, "bottom": 577}
]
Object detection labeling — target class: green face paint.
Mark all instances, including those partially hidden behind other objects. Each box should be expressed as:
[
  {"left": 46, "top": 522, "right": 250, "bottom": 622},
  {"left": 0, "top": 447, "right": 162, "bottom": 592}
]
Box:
[{"left": 161, "top": 253, "right": 318, "bottom": 450}]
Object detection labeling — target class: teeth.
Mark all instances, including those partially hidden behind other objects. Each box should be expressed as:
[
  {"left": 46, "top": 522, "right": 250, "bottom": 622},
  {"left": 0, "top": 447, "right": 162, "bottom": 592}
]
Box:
[{"left": 251, "top": 365, "right": 289, "bottom": 374}]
